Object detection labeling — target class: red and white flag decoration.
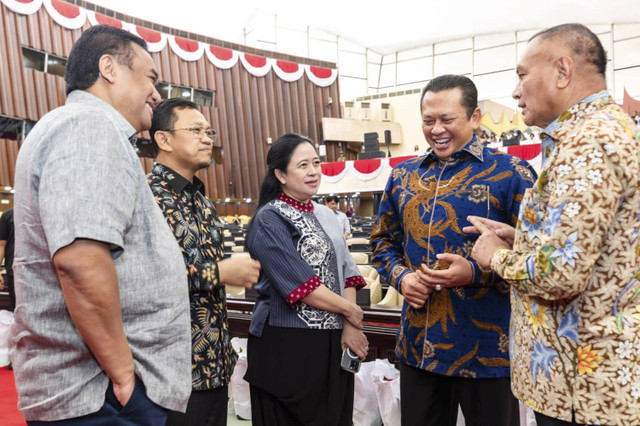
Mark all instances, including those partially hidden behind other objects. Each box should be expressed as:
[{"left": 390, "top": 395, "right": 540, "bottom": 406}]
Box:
[
  {"left": 130, "top": 26, "right": 167, "bottom": 53},
  {"left": 2, "top": 0, "right": 339, "bottom": 87},
  {"left": 273, "top": 60, "right": 305, "bottom": 82},
  {"left": 42, "top": 0, "right": 86, "bottom": 30},
  {"left": 321, "top": 162, "right": 350, "bottom": 184},
  {"left": 205, "top": 45, "right": 239, "bottom": 69},
  {"left": 168, "top": 35, "right": 204, "bottom": 62},
  {"left": 352, "top": 159, "right": 384, "bottom": 181},
  {"left": 1, "top": 0, "right": 42, "bottom": 14},
  {"left": 87, "top": 10, "right": 126, "bottom": 29},
  {"left": 240, "top": 53, "right": 273, "bottom": 77},
  {"left": 306, "top": 66, "right": 338, "bottom": 87}
]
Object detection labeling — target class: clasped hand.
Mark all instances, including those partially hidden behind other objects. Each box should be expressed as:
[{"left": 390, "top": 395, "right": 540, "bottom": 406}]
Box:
[
  {"left": 463, "top": 216, "right": 514, "bottom": 269},
  {"left": 400, "top": 253, "right": 472, "bottom": 309}
]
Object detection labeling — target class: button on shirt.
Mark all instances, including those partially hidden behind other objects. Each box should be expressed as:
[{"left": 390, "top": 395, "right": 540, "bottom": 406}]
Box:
[
  {"left": 148, "top": 163, "right": 237, "bottom": 391},
  {"left": 9, "top": 90, "right": 191, "bottom": 421},
  {"left": 491, "top": 92, "right": 640, "bottom": 425},
  {"left": 371, "top": 136, "right": 536, "bottom": 378}
]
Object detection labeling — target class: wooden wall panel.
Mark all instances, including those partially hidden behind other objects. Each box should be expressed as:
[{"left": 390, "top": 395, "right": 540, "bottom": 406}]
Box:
[
  {"left": 6, "top": 139, "right": 18, "bottom": 185},
  {"left": 4, "top": 10, "right": 27, "bottom": 119},
  {"left": 0, "top": 8, "right": 12, "bottom": 115},
  {"left": 0, "top": 139, "right": 20, "bottom": 186},
  {"left": 0, "top": 141, "right": 9, "bottom": 185},
  {"left": 0, "top": 4, "right": 341, "bottom": 201}
]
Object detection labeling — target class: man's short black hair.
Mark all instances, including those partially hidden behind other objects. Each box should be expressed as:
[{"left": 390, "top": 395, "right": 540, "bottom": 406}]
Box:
[
  {"left": 150, "top": 98, "right": 199, "bottom": 156},
  {"left": 64, "top": 25, "right": 148, "bottom": 95},
  {"left": 420, "top": 74, "right": 478, "bottom": 119},
  {"left": 326, "top": 195, "right": 339, "bottom": 204},
  {"left": 530, "top": 23, "right": 607, "bottom": 77}
]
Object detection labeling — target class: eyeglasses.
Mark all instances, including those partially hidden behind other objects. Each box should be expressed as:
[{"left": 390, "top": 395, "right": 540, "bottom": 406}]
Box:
[{"left": 165, "top": 127, "right": 217, "bottom": 142}]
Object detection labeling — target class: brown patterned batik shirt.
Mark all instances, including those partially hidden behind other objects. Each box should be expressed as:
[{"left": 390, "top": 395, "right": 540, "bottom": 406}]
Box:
[
  {"left": 491, "top": 91, "right": 640, "bottom": 425},
  {"left": 148, "top": 163, "right": 237, "bottom": 391}
]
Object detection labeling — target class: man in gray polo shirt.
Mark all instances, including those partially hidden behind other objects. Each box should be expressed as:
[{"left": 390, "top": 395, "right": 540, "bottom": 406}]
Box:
[{"left": 9, "top": 26, "right": 191, "bottom": 425}]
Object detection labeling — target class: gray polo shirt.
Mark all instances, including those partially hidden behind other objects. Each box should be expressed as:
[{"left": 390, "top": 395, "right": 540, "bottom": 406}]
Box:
[{"left": 9, "top": 90, "right": 191, "bottom": 421}]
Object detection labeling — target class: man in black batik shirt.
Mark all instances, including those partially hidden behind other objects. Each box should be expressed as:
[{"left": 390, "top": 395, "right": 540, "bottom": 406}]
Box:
[{"left": 148, "top": 98, "right": 260, "bottom": 426}]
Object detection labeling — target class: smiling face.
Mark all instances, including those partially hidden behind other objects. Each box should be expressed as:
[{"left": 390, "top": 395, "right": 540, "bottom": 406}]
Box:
[
  {"left": 276, "top": 142, "right": 321, "bottom": 203},
  {"left": 421, "top": 87, "right": 481, "bottom": 161},
  {"left": 111, "top": 43, "right": 160, "bottom": 132},
  {"left": 155, "top": 107, "right": 214, "bottom": 176}
]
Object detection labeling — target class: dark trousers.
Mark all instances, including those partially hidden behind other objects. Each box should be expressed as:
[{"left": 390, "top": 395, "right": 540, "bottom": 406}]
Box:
[
  {"left": 166, "top": 385, "right": 228, "bottom": 426},
  {"left": 27, "top": 376, "right": 167, "bottom": 426},
  {"left": 250, "top": 384, "right": 301, "bottom": 426},
  {"left": 5, "top": 273, "right": 14, "bottom": 311},
  {"left": 400, "top": 362, "right": 519, "bottom": 426}
]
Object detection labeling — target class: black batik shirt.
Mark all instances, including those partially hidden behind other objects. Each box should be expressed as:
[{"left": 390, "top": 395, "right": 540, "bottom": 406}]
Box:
[{"left": 147, "top": 163, "right": 236, "bottom": 391}]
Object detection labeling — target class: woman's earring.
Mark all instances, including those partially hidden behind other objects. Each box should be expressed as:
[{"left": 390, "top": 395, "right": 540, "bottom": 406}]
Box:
[{"left": 281, "top": 180, "right": 286, "bottom": 184}]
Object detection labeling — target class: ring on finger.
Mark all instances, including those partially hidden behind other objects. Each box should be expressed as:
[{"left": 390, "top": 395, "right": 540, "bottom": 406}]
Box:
[{"left": 435, "top": 284, "right": 442, "bottom": 291}]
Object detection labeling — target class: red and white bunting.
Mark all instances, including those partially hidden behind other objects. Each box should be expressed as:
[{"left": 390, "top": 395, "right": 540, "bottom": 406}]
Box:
[
  {"left": 87, "top": 10, "right": 125, "bottom": 29},
  {"left": 321, "top": 162, "right": 350, "bottom": 183},
  {"left": 352, "top": 159, "right": 384, "bottom": 181},
  {"left": 272, "top": 60, "right": 305, "bottom": 82},
  {"left": 388, "top": 155, "right": 418, "bottom": 169},
  {"left": 205, "top": 45, "right": 239, "bottom": 69},
  {"left": 42, "top": 0, "right": 86, "bottom": 30},
  {"left": 3, "top": 0, "right": 339, "bottom": 88},
  {"left": 240, "top": 53, "right": 272, "bottom": 77},
  {"left": 130, "top": 26, "right": 167, "bottom": 53},
  {"left": 0, "top": 0, "right": 42, "bottom": 15},
  {"left": 168, "top": 35, "right": 204, "bottom": 61},
  {"left": 305, "top": 65, "right": 338, "bottom": 87}
]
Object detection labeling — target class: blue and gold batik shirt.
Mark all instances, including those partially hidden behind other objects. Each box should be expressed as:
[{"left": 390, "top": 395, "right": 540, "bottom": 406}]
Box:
[{"left": 371, "top": 135, "right": 536, "bottom": 378}]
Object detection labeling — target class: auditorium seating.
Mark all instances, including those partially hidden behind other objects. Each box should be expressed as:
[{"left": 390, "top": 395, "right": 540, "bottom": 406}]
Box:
[{"left": 351, "top": 252, "right": 370, "bottom": 265}]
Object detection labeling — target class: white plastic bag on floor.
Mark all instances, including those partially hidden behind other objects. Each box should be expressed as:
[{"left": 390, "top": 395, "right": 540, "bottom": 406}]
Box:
[
  {"left": 0, "top": 310, "right": 13, "bottom": 367},
  {"left": 353, "top": 361, "right": 382, "bottom": 426},
  {"left": 519, "top": 402, "right": 537, "bottom": 426},
  {"left": 229, "top": 337, "right": 251, "bottom": 420},
  {"left": 371, "top": 359, "right": 401, "bottom": 426}
]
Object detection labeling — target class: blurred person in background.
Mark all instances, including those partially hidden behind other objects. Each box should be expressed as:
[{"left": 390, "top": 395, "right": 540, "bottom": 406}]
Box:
[
  {"left": 0, "top": 209, "right": 15, "bottom": 312},
  {"left": 325, "top": 195, "right": 350, "bottom": 239}
]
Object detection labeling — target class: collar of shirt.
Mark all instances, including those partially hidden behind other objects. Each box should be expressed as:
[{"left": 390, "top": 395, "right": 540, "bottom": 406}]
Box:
[
  {"left": 277, "top": 192, "right": 314, "bottom": 212},
  {"left": 539, "top": 90, "right": 612, "bottom": 167},
  {"left": 420, "top": 134, "right": 483, "bottom": 167},
  {"left": 67, "top": 90, "right": 137, "bottom": 143},
  {"left": 151, "top": 162, "right": 205, "bottom": 195}
]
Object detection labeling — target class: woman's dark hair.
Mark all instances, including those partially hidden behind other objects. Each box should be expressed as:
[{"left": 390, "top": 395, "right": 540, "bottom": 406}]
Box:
[
  {"left": 245, "top": 133, "right": 315, "bottom": 244},
  {"left": 256, "top": 133, "right": 315, "bottom": 210}
]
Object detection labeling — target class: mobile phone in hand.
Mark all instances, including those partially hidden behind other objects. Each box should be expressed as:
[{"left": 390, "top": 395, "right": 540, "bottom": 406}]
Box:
[{"left": 340, "top": 347, "right": 361, "bottom": 373}]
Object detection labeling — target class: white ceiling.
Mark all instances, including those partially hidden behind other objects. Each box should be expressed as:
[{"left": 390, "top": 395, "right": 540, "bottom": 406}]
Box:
[{"left": 89, "top": 0, "right": 640, "bottom": 56}]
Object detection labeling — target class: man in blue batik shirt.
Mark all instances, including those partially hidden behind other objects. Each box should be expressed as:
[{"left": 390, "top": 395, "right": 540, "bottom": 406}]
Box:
[{"left": 370, "top": 74, "right": 537, "bottom": 426}]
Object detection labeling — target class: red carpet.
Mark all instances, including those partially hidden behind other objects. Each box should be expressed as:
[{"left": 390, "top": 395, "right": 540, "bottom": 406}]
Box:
[{"left": 0, "top": 366, "right": 26, "bottom": 425}]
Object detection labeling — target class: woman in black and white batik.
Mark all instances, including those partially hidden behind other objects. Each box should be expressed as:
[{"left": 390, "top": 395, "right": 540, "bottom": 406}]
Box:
[{"left": 245, "top": 133, "right": 368, "bottom": 426}]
